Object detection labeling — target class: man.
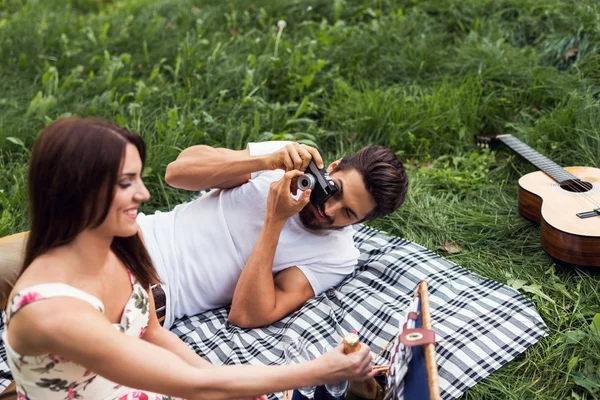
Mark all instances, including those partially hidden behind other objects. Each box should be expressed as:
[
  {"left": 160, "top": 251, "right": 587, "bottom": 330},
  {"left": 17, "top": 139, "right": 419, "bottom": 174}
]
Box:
[
  {"left": 141, "top": 141, "right": 408, "bottom": 328},
  {"left": 0, "top": 141, "right": 408, "bottom": 329}
]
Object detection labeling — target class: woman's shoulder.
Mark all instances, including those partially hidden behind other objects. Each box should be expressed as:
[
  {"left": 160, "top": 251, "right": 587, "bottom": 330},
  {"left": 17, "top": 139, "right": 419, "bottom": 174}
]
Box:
[
  {"left": 6, "top": 268, "right": 105, "bottom": 343},
  {"left": 9, "top": 249, "right": 104, "bottom": 315},
  {"left": 11, "top": 250, "right": 71, "bottom": 293}
]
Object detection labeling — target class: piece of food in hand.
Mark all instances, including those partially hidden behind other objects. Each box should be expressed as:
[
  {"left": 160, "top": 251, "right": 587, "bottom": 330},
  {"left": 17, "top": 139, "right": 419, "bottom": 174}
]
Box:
[{"left": 343, "top": 332, "right": 361, "bottom": 354}]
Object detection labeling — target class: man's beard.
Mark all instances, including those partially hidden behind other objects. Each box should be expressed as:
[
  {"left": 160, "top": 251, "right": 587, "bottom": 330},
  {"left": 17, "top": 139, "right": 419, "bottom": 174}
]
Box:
[{"left": 298, "top": 203, "right": 342, "bottom": 231}]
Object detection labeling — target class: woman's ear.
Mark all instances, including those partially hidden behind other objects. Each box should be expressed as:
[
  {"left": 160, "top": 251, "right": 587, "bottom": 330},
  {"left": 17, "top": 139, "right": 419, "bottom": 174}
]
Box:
[{"left": 327, "top": 159, "right": 341, "bottom": 173}]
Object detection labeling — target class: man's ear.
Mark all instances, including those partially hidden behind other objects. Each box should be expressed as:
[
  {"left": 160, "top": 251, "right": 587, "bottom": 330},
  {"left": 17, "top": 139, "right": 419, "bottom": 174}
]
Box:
[{"left": 327, "top": 159, "right": 341, "bottom": 173}]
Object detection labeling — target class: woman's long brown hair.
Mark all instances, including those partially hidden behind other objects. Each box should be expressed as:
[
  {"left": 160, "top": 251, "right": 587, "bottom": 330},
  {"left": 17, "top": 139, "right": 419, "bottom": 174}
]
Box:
[{"left": 22, "top": 118, "right": 160, "bottom": 289}]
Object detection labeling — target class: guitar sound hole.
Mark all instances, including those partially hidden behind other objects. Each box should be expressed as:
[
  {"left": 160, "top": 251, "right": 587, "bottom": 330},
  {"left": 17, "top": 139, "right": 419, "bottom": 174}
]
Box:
[{"left": 560, "top": 180, "right": 593, "bottom": 193}]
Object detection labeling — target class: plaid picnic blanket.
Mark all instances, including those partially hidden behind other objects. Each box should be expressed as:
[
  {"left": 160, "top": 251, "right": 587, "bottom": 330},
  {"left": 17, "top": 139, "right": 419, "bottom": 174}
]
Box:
[{"left": 0, "top": 225, "right": 548, "bottom": 399}]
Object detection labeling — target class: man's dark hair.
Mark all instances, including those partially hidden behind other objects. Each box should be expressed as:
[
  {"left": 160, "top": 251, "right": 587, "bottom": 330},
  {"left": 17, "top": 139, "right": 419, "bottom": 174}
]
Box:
[{"left": 333, "top": 145, "right": 408, "bottom": 221}]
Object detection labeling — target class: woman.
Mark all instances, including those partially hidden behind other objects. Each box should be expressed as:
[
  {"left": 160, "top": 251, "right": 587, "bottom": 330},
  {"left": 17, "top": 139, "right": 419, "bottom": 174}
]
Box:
[{"left": 3, "top": 118, "right": 374, "bottom": 400}]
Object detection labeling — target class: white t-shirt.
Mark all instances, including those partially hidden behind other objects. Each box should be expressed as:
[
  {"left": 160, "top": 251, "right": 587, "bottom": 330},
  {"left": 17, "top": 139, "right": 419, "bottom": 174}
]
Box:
[{"left": 137, "top": 141, "right": 359, "bottom": 328}]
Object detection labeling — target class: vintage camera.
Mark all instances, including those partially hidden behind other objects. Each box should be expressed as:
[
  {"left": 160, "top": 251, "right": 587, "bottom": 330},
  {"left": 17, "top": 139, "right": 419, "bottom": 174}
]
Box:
[{"left": 297, "top": 159, "right": 338, "bottom": 208}]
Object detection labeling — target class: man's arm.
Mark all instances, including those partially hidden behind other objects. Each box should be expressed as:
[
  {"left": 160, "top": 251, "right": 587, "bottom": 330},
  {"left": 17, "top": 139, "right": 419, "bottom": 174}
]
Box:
[
  {"left": 228, "top": 170, "right": 315, "bottom": 328},
  {"left": 228, "top": 225, "right": 315, "bottom": 328},
  {"left": 165, "top": 146, "right": 262, "bottom": 191},
  {"left": 165, "top": 143, "right": 324, "bottom": 191}
]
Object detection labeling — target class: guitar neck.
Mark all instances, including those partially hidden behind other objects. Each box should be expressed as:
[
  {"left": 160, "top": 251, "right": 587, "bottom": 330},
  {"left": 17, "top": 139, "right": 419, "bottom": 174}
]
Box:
[{"left": 497, "top": 135, "right": 576, "bottom": 183}]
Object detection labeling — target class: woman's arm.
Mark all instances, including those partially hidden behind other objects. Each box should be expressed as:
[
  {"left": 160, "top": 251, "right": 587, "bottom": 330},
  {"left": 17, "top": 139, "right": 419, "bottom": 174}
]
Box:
[
  {"left": 9, "top": 297, "right": 213, "bottom": 398},
  {"left": 142, "top": 286, "right": 215, "bottom": 369},
  {"left": 9, "top": 297, "right": 373, "bottom": 400}
]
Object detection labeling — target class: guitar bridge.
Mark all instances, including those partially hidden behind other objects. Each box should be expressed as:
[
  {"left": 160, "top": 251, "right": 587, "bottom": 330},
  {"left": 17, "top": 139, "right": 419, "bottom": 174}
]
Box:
[{"left": 577, "top": 208, "right": 600, "bottom": 219}]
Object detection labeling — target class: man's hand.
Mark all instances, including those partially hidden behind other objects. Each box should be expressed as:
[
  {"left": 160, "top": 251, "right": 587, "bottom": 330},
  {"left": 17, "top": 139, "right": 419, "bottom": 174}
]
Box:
[
  {"left": 264, "top": 142, "right": 324, "bottom": 172},
  {"left": 266, "top": 170, "right": 311, "bottom": 223}
]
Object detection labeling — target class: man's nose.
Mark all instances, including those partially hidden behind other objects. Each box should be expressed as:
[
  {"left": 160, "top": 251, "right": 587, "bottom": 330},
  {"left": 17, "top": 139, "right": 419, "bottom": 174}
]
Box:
[{"left": 324, "top": 198, "right": 341, "bottom": 217}]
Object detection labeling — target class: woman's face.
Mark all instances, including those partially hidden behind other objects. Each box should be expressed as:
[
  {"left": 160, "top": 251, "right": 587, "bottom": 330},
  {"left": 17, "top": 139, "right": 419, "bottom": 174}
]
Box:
[{"left": 98, "top": 143, "right": 150, "bottom": 237}]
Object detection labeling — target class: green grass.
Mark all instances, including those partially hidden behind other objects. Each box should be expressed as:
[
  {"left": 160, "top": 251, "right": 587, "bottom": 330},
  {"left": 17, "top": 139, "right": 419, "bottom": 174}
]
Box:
[{"left": 1, "top": 0, "right": 600, "bottom": 398}]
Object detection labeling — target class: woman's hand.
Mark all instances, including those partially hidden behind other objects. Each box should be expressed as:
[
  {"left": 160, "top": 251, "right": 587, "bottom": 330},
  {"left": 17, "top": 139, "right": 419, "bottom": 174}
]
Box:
[
  {"left": 317, "top": 343, "right": 375, "bottom": 384},
  {"left": 266, "top": 170, "right": 311, "bottom": 223},
  {"left": 264, "top": 142, "right": 324, "bottom": 172}
]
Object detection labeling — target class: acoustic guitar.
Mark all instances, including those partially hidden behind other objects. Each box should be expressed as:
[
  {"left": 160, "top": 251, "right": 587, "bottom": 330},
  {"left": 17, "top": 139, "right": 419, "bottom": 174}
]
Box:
[{"left": 477, "top": 134, "right": 600, "bottom": 267}]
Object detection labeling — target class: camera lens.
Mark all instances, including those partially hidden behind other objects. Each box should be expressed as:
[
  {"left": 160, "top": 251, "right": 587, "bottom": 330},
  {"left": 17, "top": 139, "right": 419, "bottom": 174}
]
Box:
[{"left": 297, "top": 174, "right": 316, "bottom": 191}]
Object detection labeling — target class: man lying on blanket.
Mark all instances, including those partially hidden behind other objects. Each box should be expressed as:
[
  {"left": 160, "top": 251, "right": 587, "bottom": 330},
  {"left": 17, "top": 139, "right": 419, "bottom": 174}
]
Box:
[{"left": 0, "top": 141, "right": 408, "bottom": 329}]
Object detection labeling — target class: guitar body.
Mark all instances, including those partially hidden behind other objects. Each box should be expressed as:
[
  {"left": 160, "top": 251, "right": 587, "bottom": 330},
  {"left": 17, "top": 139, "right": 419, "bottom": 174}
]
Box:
[{"left": 518, "top": 166, "right": 600, "bottom": 266}]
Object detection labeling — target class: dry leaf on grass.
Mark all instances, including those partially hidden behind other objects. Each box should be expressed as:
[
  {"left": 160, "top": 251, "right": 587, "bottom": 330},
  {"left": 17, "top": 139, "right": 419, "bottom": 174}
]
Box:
[
  {"left": 563, "top": 47, "right": 579, "bottom": 61},
  {"left": 439, "top": 240, "right": 463, "bottom": 254}
]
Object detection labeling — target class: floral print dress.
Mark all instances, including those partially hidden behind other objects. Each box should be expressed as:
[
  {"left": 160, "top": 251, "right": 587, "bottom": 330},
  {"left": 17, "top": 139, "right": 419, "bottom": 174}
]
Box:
[{"left": 3, "top": 272, "right": 181, "bottom": 400}]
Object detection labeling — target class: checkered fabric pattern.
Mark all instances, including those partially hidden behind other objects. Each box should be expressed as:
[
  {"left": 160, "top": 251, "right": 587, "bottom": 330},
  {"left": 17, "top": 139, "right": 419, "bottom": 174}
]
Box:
[{"left": 0, "top": 225, "right": 548, "bottom": 399}]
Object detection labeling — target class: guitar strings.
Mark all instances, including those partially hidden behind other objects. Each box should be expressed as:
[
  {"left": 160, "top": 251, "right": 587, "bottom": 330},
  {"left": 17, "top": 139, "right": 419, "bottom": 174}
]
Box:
[
  {"left": 483, "top": 135, "right": 600, "bottom": 215},
  {"left": 500, "top": 137, "right": 600, "bottom": 211}
]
